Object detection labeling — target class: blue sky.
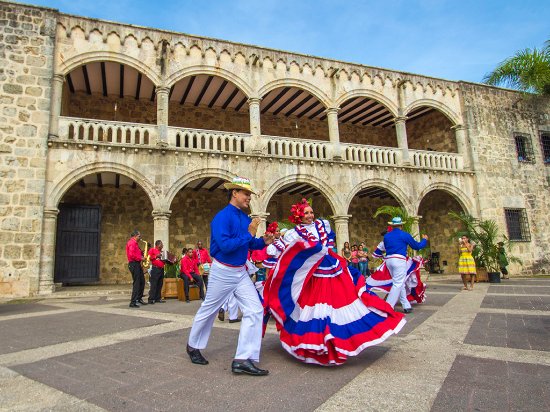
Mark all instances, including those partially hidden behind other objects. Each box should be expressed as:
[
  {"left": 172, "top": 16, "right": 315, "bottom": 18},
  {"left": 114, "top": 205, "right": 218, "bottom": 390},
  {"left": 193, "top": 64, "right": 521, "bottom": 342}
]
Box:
[{"left": 23, "top": 0, "right": 549, "bottom": 83}]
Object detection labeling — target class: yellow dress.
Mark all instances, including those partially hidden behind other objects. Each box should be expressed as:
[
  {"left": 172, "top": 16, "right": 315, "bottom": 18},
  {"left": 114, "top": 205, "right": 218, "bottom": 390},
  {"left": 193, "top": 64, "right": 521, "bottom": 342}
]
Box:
[{"left": 458, "top": 246, "right": 476, "bottom": 274}]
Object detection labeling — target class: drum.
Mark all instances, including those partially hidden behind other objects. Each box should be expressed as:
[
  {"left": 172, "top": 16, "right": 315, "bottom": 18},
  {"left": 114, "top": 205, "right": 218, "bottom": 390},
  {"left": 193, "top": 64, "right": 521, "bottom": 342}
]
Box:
[{"left": 201, "top": 262, "right": 211, "bottom": 274}]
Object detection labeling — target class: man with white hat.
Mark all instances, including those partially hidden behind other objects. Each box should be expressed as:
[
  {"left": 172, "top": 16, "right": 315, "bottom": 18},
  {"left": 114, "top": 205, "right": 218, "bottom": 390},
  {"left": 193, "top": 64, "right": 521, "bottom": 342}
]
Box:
[
  {"left": 186, "top": 176, "right": 274, "bottom": 376},
  {"left": 383, "top": 217, "right": 429, "bottom": 313}
]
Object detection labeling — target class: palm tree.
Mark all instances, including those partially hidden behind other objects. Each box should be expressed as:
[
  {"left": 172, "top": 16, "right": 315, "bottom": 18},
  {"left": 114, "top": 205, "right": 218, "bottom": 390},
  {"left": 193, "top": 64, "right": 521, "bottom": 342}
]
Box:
[{"left": 483, "top": 39, "right": 550, "bottom": 95}]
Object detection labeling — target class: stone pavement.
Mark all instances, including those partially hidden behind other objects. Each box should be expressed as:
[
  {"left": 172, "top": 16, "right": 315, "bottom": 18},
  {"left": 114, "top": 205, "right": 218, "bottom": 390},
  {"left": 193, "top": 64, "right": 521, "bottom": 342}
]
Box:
[{"left": 0, "top": 277, "right": 549, "bottom": 412}]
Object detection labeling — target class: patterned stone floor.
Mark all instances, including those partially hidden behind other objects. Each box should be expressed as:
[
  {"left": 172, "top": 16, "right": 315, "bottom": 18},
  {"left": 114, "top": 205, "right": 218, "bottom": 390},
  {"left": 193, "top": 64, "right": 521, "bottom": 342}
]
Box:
[{"left": 1, "top": 276, "right": 549, "bottom": 411}]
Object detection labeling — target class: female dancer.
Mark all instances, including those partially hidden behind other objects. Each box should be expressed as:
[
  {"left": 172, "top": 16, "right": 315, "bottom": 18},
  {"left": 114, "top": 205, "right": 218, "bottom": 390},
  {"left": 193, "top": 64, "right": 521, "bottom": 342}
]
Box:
[
  {"left": 458, "top": 235, "right": 476, "bottom": 290},
  {"left": 265, "top": 199, "right": 406, "bottom": 366}
]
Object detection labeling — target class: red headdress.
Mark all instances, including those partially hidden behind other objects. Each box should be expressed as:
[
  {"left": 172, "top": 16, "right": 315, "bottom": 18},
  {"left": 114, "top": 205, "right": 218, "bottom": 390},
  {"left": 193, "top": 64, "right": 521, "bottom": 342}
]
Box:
[
  {"left": 266, "top": 221, "right": 279, "bottom": 234},
  {"left": 288, "top": 198, "right": 310, "bottom": 225}
]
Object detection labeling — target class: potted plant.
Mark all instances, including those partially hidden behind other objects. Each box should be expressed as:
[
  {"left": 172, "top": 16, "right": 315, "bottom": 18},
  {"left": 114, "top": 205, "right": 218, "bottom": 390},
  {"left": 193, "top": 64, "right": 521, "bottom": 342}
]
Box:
[
  {"left": 449, "top": 212, "right": 521, "bottom": 283},
  {"left": 161, "top": 261, "right": 180, "bottom": 298}
]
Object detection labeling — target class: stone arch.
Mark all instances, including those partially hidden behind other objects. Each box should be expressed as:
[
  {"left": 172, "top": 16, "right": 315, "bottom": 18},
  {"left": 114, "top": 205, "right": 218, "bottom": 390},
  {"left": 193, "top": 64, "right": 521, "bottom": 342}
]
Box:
[
  {"left": 404, "top": 99, "right": 461, "bottom": 126},
  {"left": 346, "top": 179, "right": 413, "bottom": 215},
  {"left": 166, "top": 66, "right": 253, "bottom": 98},
  {"left": 47, "top": 162, "right": 159, "bottom": 210},
  {"left": 258, "top": 79, "right": 330, "bottom": 108},
  {"left": 165, "top": 168, "right": 236, "bottom": 210},
  {"left": 414, "top": 183, "right": 473, "bottom": 216},
  {"left": 335, "top": 89, "right": 399, "bottom": 118},
  {"left": 258, "top": 174, "right": 341, "bottom": 215},
  {"left": 58, "top": 51, "right": 161, "bottom": 86}
]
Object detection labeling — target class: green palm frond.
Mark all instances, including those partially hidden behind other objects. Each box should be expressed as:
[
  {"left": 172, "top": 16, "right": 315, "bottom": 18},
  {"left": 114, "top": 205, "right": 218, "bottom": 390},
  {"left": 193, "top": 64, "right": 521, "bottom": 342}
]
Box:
[{"left": 483, "top": 46, "right": 550, "bottom": 95}]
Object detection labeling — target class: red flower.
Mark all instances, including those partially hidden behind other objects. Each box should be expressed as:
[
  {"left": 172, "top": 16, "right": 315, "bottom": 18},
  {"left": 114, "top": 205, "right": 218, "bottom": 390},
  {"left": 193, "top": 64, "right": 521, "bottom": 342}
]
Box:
[
  {"left": 266, "top": 221, "right": 279, "bottom": 234},
  {"left": 288, "top": 198, "right": 310, "bottom": 225}
]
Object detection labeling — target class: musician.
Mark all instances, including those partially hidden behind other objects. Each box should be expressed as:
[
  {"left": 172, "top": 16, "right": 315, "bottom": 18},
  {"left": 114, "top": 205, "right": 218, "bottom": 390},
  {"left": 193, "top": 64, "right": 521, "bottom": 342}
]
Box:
[
  {"left": 125, "top": 230, "right": 147, "bottom": 308},
  {"left": 193, "top": 241, "right": 212, "bottom": 288},
  {"left": 180, "top": 248, "right": 205, "bottom": 303},
  {"left": 147, "top": 240, "right": 166, "bottom": 304}
]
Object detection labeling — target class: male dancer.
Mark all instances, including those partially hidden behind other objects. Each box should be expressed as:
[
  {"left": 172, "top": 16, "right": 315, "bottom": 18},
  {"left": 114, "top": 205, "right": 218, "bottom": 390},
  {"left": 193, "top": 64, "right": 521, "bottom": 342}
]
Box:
[
  {"left": 383, "top": 217, "right": 428, "bottom": 313},
  {"left": 186, "top": 177, "right": 273, "bottom": 376}
]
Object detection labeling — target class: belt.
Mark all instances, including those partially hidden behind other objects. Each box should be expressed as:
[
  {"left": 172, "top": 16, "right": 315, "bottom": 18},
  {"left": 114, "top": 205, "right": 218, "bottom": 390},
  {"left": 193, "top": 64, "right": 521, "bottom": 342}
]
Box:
[{"left": 213, "top": 259, "right": 245, "bottom": 268}]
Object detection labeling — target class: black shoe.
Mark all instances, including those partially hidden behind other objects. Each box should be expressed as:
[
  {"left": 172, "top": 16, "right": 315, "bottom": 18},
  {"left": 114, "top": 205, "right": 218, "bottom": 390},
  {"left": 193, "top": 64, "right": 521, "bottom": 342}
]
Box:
[
  {"left": 155, "top": 300, "right": 166, "bottom": 303},
  {"left": 148, "top": 300, "right": 155, "bottom": 304},
  {"left": 138, "top": 300, "right": 148, "bottom": 305},
  {"left": 228, "top": 318, "right": 241, "bottom": 323},
  {"left": 231, "top": 359, "right": 269, "bottom": 376},
  {"left": 404, "top": 308, "right": 413, "bottom": 314},
  {"left": 185, "top": 299, "right": 190, "bottom": 303},
  {"left": 129, "top": 302, "right": 139, "bottom": 308},
  {"left": 218, "top": 309, "right": 225, "bottom": 321},
  {"left": 186, "top": 345, "right": 208, "bottom": 365}
]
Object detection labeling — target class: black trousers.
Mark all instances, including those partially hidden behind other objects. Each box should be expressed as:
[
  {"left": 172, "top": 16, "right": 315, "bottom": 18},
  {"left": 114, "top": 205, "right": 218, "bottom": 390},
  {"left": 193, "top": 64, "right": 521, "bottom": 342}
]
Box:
[
  {"left": 129, "top": 261, "right": 144, "bottom": 303},
  {"left": 183, "top": 273, "right": 205, "bottom": 300},
  {"left": 148, "top": 266, "right": 164, "bottom": 302}
]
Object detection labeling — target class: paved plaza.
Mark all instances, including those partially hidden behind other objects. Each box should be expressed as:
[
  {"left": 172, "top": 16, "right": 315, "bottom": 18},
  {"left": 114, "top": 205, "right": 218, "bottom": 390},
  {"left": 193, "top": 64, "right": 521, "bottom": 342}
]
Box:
[{"left": 0, "top": 277, "right": 549, "bottom": 411}]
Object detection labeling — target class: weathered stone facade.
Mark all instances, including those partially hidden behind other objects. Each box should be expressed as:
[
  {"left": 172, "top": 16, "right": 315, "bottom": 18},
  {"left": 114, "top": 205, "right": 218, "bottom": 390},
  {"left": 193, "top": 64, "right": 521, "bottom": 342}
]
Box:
[
  {"left": 0, "top": 0, "right": 548, "bottom": 297},
  {"left": 0, "top": 2, "right": 56, "bottom": 296}
]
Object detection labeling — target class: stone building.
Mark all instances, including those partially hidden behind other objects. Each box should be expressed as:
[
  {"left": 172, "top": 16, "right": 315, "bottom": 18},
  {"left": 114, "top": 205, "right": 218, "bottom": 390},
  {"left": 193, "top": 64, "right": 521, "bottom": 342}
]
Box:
[{"left": 1, "top": 0, "right": 548, "bottom": 297}]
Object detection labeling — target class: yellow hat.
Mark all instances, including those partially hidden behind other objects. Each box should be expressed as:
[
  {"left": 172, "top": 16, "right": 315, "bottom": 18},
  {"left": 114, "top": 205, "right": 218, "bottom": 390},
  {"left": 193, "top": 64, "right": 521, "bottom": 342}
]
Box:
[{"left": 223, "top": 176, "right": 256, "bottom": 194}]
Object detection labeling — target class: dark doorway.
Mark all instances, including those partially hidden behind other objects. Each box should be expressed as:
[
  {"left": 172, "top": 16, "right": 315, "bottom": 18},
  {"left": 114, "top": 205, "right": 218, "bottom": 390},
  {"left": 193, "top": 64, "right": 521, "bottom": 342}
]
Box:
[{"left": 54, "top": 205, "right": 101, "bottom": 284}]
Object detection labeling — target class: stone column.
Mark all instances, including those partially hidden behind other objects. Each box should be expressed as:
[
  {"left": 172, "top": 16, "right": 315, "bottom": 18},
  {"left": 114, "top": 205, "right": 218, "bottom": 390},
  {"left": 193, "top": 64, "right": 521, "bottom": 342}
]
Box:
[
  {"left": 38, "top": 208, "right": 59, "bottom": 295},
  {"left": 326, "top": 107, "right": 343, "bottom": 160},
  {"left": 152, "top": 210, "right": 171, "bottom": 249},
  {"left": 332, "top": 215, "right": 351, "bottom": 253},
  {"left": 452, "top": 124, "right": 470, "bottom": 169},
  {"left": 248, "top": 97, "right": 263, "bottom": 154},
  {"left": 250, "top": 212, "right": 270, "bottom": 236},
  {"left": 48, "top": 74, "right": 64, "bottom": 139},
  {"left": 156, "top": 86, "right": 170, "bottom": 146},
  {"left": 394, "top": 116, "right": 410, "bottom": 165},
  {"left": 410, "top": 215, "right": 423, "bottom": 257}
]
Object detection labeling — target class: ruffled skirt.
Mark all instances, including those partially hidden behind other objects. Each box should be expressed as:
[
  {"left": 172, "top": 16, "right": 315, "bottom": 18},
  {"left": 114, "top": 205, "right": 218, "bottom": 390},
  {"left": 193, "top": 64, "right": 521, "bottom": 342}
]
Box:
[
  {"left": 366, "top": 256, "right": 427, "bottom": 304},
  {"left": 264, "top": 240, "right": 405, "bottom": 366}
]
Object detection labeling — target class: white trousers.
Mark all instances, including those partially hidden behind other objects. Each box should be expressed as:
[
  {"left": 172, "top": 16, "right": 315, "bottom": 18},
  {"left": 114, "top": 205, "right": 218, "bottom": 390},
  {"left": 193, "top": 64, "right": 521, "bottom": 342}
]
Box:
[
  {"left": 221, "top": 293, "right": 240, "bottom": 320},
  {"left": 386, "top": 257, "right": 412, "bottom": 309},
  {"left": 188, "top": 261, "right": 264, "bottom": 361}
]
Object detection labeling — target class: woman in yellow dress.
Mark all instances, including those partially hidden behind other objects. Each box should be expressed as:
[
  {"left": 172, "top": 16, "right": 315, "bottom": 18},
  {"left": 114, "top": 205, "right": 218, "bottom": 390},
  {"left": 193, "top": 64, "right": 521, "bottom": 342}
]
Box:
[{"left": 458, "top": 235, "right": 476, "bottom": 290}]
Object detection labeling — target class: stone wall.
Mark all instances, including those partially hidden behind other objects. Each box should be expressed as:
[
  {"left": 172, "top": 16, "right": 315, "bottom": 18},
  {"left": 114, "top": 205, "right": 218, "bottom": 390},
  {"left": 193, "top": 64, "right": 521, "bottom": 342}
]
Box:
[
  {"left": 348, "top": 195, "right": 400, "bottom": 254},
  {"left": 61, "top": 184, "right": 154, "bottom": 284},
  {"left": 407, "top": 110, "right": 457, "bottom": 152},
  {"left": 168, "top": 188, "right": 227, "bottom": 253},
  {"left": 461, "top": 82, "right": 550, "bottom": 274},
  {"left": 64, "top": 91, "right": 157, "bottom": 125},
  {"left": 339, "top": 123, "right": 397, "bottom": 147},
  {"left": 0, "top": 2, "right": 56, "bottom": 296}
]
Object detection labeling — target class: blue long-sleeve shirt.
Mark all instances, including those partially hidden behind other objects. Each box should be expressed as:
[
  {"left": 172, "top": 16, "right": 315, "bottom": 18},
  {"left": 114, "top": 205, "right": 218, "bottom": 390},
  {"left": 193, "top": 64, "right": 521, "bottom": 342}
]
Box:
[
  {"left": 383, "top": 228, "right": 427, "bottom": 257},
  {"left": 210, "top": 204, "right": 266, "bottom": 266}
]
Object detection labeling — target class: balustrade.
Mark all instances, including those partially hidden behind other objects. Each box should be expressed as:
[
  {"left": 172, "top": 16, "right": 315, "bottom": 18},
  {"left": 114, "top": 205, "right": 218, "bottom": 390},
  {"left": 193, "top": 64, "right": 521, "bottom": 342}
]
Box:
[
  {"left": 59, "top": 117, "right": 156, "bottom": 145},
  {"left": 342, "top": 143, "right": 400, "bottom": 166},
  {"left": 56, "top": 117, "right": 464, "bottom": 171}
]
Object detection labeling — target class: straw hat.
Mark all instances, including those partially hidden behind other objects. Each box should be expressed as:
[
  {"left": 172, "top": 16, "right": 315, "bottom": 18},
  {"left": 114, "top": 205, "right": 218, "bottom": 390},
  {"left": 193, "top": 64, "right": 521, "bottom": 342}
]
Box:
[{"left": 223, "top": 176, "right": 256, "bottom": 194}]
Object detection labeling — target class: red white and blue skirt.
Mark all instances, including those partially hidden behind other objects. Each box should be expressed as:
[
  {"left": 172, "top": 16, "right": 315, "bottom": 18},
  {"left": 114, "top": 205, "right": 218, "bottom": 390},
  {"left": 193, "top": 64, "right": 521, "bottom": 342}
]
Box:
[
  {"left": 265, "top": 240, "right": 406, "bottom": 366},
  {"left": 366, "top": 256, "right": 426, "bottom": 304}
]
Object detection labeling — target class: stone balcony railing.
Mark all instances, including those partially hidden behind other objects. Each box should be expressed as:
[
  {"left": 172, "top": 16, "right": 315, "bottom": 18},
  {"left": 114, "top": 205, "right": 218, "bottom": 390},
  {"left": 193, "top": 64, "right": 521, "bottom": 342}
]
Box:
[
  {"left": 167, "top": 126, "right": 248, "bottom": 153},
  {"left": 261, "top": 134, "right": 331, "bottom": 160},
  {"left": 59, "top": 117, "right": 157, "bottom": 146},
  {"left": 410, "top": 149, "right": 463, "bottom": 170},
  {"left": 342, "top": 143, "right": 401, "bottom": 166},
  {"left": 57, "top": 117, "right": 464, "bottom": 171}
]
